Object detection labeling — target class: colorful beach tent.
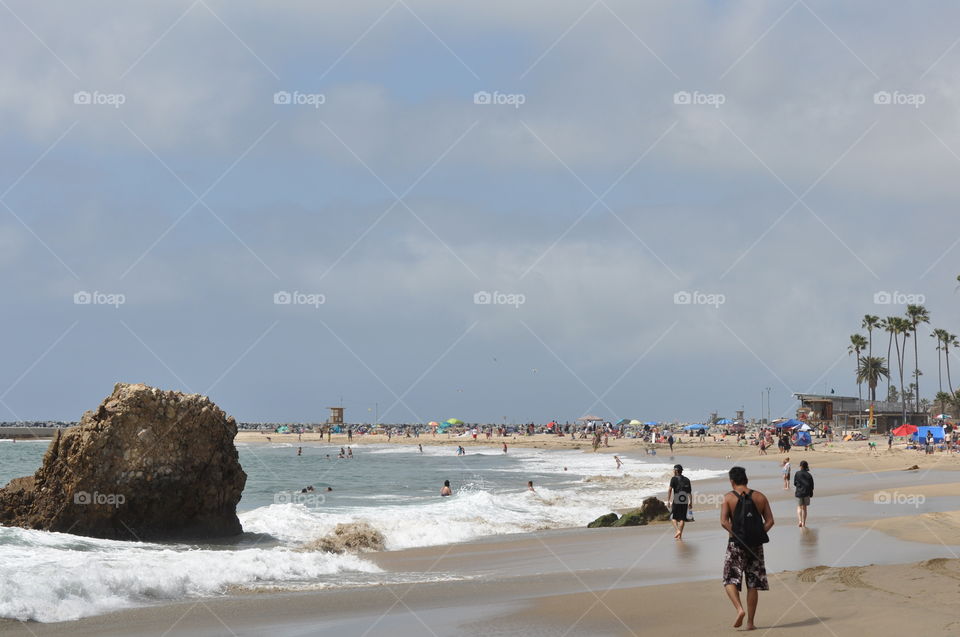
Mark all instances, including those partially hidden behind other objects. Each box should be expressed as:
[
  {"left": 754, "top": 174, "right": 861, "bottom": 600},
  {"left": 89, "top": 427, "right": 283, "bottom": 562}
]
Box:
[
  {"left": 912, "top": 426, "right": 945, "bottom": 443},
  {"left": 683, "top": 424, "right": 709, "bottom": 431},
  {"left": 891, "top": 424, "right": 917, "bottom": 437},
  {"left": 793, "top": 431, "right": 812, "bottom": 446},
  {"left": 445, "top": 418, "right": 463, "bottom": 425}
]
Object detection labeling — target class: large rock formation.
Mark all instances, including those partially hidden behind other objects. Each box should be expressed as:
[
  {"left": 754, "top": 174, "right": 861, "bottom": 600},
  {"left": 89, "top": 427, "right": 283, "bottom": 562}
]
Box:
[{"left": 0, "top": 383, "right": 247, "bottom": 540}]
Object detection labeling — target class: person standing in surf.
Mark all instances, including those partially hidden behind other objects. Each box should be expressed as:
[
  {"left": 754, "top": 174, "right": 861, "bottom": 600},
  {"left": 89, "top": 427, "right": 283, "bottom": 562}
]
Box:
[
  {"left": 720, "top": 466, "right": 774, "bottom": 631},
  {"left": 667, "top": 464, "right": 692, "bottom": 540}
]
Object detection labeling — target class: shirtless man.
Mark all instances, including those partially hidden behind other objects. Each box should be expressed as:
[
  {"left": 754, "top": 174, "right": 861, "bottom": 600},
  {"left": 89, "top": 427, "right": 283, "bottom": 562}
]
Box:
[{"left": 720, "top": 466, "right": 774, "bottom": 631}]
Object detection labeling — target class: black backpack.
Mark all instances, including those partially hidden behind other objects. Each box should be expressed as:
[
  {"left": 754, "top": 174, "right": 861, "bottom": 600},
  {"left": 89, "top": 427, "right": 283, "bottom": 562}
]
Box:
[{"left": 731, "top": 490, "right": 769, "bottom": 547}]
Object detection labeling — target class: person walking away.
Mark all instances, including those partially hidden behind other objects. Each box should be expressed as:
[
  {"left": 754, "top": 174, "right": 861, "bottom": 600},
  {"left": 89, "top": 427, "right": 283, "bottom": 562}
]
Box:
[
  {"left": 721, "top": 466, "right": 774, "bottom": 631},
  {"left": 667, "top": 434, "right": 674, "bottom": 453},
  {"left": 781, "top": 457, "right": 791, "bottom": 490},
  {"left": 667, "top": 464, "right": 692, "bottom": 540},
  {"left": 793, "top": 460, "right": 814, "bottom": 527},
  {"left": 888, "top": 431, "right": 893, "bottom": 450}
]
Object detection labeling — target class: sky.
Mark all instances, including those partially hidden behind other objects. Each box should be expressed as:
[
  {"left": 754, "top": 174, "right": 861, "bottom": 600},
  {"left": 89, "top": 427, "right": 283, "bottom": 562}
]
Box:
[{"left": 1, "top": 0, "right": 958, "bottom": 424}]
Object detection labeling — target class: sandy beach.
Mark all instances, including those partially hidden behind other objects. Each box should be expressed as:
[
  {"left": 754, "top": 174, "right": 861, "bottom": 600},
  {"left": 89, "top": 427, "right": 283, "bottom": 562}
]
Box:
[{"left": 5, "top": 438, "right": 960, "bottom": 636}]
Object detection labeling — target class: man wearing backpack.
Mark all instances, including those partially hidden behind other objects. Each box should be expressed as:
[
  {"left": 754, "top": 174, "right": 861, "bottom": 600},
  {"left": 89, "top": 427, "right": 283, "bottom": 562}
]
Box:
[
  {"left": 720, "top": 466, "right": 774, "bottom": 631},
  {"left": 666, "top": 464, "right": 692, "bottom": 540}
]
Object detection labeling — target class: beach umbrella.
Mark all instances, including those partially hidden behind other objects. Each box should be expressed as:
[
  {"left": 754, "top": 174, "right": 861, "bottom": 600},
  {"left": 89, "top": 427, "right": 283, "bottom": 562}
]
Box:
[
  {"left": 614, "top": 418, "right": 629, "bottom": 426},
  {"left": 791, "top": 422, "right": 812, "bottom": 432},
  {"left": 935, "top": 414, "right": 952, "bottom": 420},
  {"left": 577, "top": 414, "right": 603, "bottom": 422},
  {"left": 445, "top": 418, "right": 463, "bottom": 425},
  {"left": 683, "top": 424, "right": 710, "bottom": 431},
  {"left": 891, "top": 424, "right": 917, "bottom": 436},
  {"left": 428, "top": 421, "right": 439, "bottom": 427},
  {"left": 716, "top": 418, "right": 733, "bottom": 425}
]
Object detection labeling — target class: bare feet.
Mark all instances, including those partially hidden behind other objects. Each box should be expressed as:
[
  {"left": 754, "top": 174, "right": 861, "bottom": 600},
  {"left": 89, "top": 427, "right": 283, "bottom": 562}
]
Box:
[
  {"left": 733, "top": 610, "right": 745, "bottom": 628},
  {"left": 744, "top": 623, "right": 756, "bottom": 630}
]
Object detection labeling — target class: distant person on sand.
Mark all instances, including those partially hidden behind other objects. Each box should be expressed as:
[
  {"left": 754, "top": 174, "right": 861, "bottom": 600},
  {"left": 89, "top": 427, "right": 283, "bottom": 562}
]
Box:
[
  {"left": 793, "top": 460, "right": 814, "bottom": 527},
  {"left": 667, "top": 434, "right": 674, "bottom": 453},
  {"left": 440, "top": 480, "right": 452, "bottom": 496},
  {"left": 667, "top": 464, "right": 692, "bottom": 540},
  {"left": 888, "top": 431, "right": 893, "bottom": 450},
  {"left": 781, "top": 457, "right": 790, "bottom": 490},
  {"left": 721, "top": 466, "right": 774, "bottom": 631}
]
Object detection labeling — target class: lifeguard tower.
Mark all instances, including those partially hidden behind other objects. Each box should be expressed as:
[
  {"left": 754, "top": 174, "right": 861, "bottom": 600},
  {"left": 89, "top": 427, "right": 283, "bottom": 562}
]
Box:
[{"left": 327, "top": 407, "right": 344, "bottom": 426}]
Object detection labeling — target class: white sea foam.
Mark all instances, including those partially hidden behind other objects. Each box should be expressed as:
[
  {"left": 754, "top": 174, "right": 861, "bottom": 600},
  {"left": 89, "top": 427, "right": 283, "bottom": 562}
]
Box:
[{"left": 0, "top": 527, "right": 380, "bottom": 622}]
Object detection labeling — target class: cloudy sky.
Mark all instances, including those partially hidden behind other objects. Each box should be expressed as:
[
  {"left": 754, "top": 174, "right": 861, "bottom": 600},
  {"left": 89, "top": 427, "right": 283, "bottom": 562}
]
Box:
[{"left": 1, "top": 1, "right": 958, "bottom": 424}]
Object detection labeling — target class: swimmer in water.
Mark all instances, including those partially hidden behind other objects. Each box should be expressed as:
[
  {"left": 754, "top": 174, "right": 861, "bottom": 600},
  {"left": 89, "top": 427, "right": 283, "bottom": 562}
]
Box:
[{"left": 440, "top": 480, "right": 452, "bottom": 496}]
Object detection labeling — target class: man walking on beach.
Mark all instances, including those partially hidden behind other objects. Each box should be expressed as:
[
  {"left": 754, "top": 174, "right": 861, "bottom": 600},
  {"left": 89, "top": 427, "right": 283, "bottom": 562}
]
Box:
[
  {"left": 667, "top": 464, "right": 692, "bottom": 540},
  {"left": 793, "top": 460, "right": 814, "bottom": 528},
  {"left": 667, "top": 433, "right": 674, "bottom": 453},
  {"left": 721, "top": 466, "right": 774, "bottom": 631}
]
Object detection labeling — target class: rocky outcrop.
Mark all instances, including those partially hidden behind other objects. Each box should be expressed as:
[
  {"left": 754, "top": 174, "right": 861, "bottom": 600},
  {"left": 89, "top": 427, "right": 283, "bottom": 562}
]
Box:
[
  {"left": 587, "top": 513, "right": 619, "bottom": 528},
  {"left": 589, "top": 497, "right": 673, "bottom": 528},
  {"left": 301, "top": 522, "right": 386, "bottom": 553},
  {"left": 0, "top": 383, "right": 247, "bottom": 540}
]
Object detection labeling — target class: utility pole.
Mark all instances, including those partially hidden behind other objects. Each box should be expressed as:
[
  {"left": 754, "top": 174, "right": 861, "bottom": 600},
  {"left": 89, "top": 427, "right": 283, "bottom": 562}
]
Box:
[{"left": 765, "top": 387, "right": 772, "bottom": 424}]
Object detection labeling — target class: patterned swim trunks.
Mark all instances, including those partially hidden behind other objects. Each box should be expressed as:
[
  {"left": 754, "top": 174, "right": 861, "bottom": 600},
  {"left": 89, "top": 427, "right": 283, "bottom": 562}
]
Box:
[{"left": 722, "top": 541, "right": 769, "bottom": 591}]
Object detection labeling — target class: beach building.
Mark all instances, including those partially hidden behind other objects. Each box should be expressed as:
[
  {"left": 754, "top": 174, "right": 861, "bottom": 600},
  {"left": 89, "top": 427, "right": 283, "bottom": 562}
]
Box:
[{"left": 793, "top": 393, "right": 927, "bottom": 433}]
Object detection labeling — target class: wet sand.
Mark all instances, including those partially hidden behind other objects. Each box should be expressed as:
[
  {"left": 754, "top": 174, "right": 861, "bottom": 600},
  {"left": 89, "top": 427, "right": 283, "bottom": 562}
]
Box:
[{"left": 5, "top": 455, "right": 960, "bottom": 636}]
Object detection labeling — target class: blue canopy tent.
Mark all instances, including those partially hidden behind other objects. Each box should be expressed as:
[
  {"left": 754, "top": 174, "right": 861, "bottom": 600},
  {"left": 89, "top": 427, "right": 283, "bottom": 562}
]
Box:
[
  {"left": 644, "top": 421, "right": 658, "bottom": 426},
  {"left": 777, "top": 419, "right": 805, "bottom": 429},
  {"left": 683, "top": 424, "right": 710, "bottom": 431},
  {"left": 912, "top": 426, "right": 945, "bottom": 443}
]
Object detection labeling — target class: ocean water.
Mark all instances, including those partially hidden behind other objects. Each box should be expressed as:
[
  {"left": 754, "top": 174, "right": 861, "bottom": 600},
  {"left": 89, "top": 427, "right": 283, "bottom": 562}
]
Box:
[{"left": 0, "top": 439, "right": 723, "bottom": 622}]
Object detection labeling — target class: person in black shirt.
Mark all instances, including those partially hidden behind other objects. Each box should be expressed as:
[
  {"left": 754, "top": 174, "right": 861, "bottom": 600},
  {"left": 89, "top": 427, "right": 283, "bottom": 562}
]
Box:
[
  {"left": 667, "top": 464, "right": 692, "bottom": 540},
  {"left": 793, "top": 460, "right": 814, "bottom": 527}
]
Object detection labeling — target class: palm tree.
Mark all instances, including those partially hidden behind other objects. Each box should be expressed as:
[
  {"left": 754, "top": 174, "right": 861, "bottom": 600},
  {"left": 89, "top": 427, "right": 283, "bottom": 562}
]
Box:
[
  {"left": 849, "top": 334, "right": 868, "bottom": 411},
  {"left": 858, "top": 356, "right": 889, "bottom": 403},
  {"left": 881, "top": 317, "right": 898, "bottom": 397},
  {"left": 946, "top": 333, "right": 958, "bottom": 395},
  {"left": 935, "top": 391, "right": 952, "bottom": 417},
  {"left": 905, "top": 305, "right": 930, "bottom": 413},
  {"left": 932, "top": 328, "right": 950, "bottom": 394},
  {"left": 862, "top": 315, "right": 880, "bottom": 357},
  {"left": 891, "top": 317, "right": 911, "bottom": 422}
]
